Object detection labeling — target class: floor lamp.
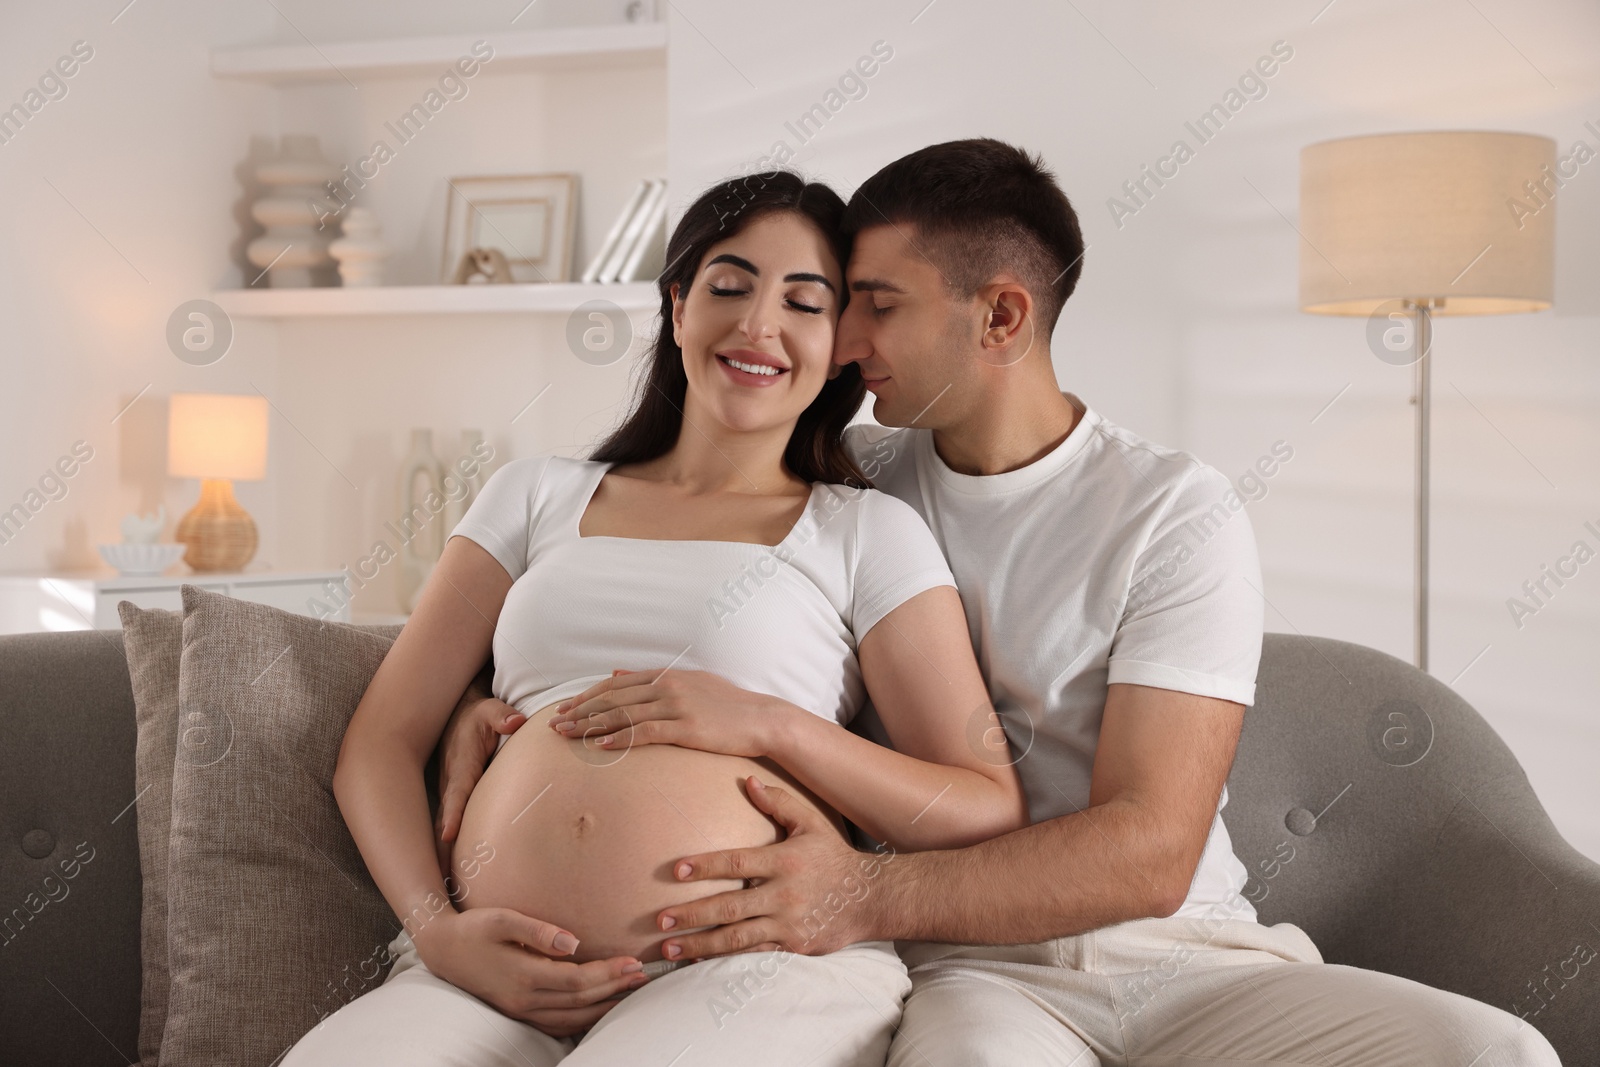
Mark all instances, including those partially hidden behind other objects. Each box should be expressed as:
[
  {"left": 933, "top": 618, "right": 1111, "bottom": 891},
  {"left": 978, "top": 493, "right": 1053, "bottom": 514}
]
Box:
[{"left": 1297, "top": 131, "right": 1556, "bottom": 671}]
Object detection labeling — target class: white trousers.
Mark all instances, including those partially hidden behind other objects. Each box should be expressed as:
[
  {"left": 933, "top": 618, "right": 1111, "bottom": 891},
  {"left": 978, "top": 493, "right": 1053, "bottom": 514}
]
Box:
[
  {"left": 281, "top": 930, "right": 910, "bottom": 1067},
  {"left": 888, "top": 916, "right": 1561, "bottom": 1067}
]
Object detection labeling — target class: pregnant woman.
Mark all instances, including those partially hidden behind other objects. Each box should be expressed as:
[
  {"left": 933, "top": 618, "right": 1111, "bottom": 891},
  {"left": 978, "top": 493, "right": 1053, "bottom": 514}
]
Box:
[{"left": 282, "top": 171, "right": 1027, "bottom": 1067}]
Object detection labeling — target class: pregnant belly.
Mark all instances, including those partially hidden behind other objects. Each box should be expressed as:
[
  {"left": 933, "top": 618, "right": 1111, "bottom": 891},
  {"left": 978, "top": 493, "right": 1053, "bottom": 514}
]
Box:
[{"left": 450, "top": 701, "right": 845, "bottom": 963}]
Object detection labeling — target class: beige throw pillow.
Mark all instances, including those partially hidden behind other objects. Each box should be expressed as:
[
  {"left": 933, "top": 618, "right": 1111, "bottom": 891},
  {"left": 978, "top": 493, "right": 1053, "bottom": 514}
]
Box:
[
  {"left": 162, "top": 585, "right": 406, "bottom": 1067},
  {"left": 116, "top": 601, "right": 184, "bottom": 1067}
]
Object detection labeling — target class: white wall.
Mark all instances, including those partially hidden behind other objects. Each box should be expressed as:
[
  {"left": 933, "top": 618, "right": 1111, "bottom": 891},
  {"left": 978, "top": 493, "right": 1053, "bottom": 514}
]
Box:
[
  {"left": 666, "top": 0, "right": 1600, "bottom": 860},
  {"left": 666, "top": 1, "right": 1190, "bottom": 441},
  {"left": 0, "top": 0, "right": 278, "bottom": 576}
]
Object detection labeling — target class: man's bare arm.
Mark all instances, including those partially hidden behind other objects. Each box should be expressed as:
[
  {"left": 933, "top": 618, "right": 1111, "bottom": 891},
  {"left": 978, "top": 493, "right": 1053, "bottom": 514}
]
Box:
[{"left": 653, "top": 683, "right": 1245, "bottom": 956}]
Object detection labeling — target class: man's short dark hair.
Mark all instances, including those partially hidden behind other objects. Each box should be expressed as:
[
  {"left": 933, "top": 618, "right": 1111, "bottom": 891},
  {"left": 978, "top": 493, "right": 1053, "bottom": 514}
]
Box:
[{"left": 841, "top": 138, "right": 1085, "bottom": 333}]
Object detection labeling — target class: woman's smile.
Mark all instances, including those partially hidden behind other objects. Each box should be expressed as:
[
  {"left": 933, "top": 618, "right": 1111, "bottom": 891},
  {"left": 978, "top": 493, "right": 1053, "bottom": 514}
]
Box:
[{"left": 715, "top": 348, "right": 791, "bottom": 387}]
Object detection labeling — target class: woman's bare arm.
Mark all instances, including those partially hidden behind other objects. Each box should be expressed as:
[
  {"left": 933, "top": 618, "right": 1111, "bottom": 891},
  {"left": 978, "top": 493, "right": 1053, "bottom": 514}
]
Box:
[{"left": 332, "top": 536, "right": 511, "bottom": 930}]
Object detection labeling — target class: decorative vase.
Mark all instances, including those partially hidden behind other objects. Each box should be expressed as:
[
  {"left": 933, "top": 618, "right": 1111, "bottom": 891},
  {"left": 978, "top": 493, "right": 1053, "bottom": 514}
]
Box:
[
  {"left": 442, "top": 429, "right": 489, "bottom": 535},
  {"left": 175, "top": 479, "right": 258, "bottom": 572},
  {"left": 246, "top": 135, "right": 341, "bottom": 288},
  {"left": 329, "top": 206, "right": 390, "bottom": 287},
  {"left": 396, "top": 429, "right": 447, "bottom": 614}
]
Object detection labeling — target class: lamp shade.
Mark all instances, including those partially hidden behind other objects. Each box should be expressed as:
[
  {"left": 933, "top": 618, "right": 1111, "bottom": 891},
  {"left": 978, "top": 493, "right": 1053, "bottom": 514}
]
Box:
[
  {"left": 1299, "top": 130, "right": 1556, "bottom": 316},
  {"left": 167, "top": 393, "right": 269, "bottom": 481}
]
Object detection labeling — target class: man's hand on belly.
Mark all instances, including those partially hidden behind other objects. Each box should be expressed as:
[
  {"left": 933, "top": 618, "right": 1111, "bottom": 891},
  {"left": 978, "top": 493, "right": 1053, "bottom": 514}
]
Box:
[
  {"left": 653, "top": 777, "right": 889, "bottom": 960},
  {"left": 434, "top": 686, "right": 528, "bottom": 879}
]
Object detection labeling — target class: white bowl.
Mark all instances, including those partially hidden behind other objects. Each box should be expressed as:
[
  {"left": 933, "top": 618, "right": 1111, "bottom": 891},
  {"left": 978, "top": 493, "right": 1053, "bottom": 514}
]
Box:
[{"left": 98, "top": 543, "right": 188, "bottom": 576}]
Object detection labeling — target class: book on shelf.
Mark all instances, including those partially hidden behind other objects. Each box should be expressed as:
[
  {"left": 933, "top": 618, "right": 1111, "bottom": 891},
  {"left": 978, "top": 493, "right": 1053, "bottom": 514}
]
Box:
[
  {"left": 596, "top": 178, "right": 667, "bottom": 284},
  {"left": 616, "top": 184, "right": 668, "bottom": 283},
  {"left": 580, "top": 178, "right": 652, "bottom": 284}
]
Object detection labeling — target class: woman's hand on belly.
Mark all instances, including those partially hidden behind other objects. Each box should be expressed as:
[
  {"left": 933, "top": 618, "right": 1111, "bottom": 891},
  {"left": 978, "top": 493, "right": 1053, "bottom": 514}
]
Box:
[
  {"left": 546, "top": 668, "right": 795, "bottom": 759},
  {"left": 410, "top": 908, "right": 650, "bottom": 1037},
  {"left": 452, "top": 699, "right": 845, "bottom": 963}
]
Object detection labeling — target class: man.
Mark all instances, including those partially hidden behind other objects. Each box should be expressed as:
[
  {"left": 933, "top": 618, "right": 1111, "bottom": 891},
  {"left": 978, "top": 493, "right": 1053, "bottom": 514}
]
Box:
[{"left": 435, "top": 140, "right": 1558, "bottom": 1064}]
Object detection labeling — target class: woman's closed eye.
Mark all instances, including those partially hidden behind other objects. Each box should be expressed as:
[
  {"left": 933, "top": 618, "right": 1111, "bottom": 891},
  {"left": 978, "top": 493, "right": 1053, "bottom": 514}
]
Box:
[{"left": 707, "top": 283, "right": 826, "bottom": 315}]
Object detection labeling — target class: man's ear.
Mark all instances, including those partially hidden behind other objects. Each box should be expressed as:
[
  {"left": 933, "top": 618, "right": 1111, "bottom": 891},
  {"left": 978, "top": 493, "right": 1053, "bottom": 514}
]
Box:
[
  {"left": 978, "top": 279, "right": 1035, "bottom": 367},
  {"left": 669, "top": 281, "right": 685, "bottom": 347}
]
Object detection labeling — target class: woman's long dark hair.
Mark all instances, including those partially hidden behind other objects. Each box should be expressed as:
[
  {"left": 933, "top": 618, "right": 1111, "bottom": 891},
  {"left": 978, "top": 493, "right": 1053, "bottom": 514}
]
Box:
[{"left": 590, "top": 171, "right": 869, "bottom": 487}]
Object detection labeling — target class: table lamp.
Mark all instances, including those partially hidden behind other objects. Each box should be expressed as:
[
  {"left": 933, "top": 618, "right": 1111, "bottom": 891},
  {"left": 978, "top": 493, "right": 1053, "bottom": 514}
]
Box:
[
  {"left": 1299, "top": 130, "right": 1556, "bottom": 671},
  {"left": 168, "top": 393, "right": 270, "bottom": 572}
]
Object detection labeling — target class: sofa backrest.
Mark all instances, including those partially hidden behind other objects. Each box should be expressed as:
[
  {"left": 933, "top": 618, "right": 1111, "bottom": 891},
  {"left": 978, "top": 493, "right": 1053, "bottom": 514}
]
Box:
[{"left": 1, "top": 629, "right": 142, "bottom": 1067}]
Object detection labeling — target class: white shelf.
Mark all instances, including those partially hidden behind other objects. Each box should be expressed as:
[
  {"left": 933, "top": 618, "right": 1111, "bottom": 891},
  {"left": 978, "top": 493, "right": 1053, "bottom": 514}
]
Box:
[
  {"left": 212, "top": 282, "right": 659, "bottom": 318},
  {"left": 211, "top": 22, "right": 666, "bottom": 84}
]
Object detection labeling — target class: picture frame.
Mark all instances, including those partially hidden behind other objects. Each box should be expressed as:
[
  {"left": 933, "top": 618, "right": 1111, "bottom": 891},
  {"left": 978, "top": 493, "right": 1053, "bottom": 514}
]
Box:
[{"left": 441, "top": 173, "right": 578, "bottom": 284}]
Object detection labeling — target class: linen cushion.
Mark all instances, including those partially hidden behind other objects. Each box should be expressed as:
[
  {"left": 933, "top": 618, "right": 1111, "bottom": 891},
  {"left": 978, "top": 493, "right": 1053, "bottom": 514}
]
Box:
[
  {"left": 161, "top": 584, "right": 407, "bottom": 1066},
  {"left": 115, "top": 601, "right": 184, "bottom": 1067}
]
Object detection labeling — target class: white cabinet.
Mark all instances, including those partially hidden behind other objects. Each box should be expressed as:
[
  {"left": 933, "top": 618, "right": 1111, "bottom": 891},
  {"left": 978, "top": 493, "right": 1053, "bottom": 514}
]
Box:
[{"left": 0, "top": 570, "right": 351, "bottom": 634}]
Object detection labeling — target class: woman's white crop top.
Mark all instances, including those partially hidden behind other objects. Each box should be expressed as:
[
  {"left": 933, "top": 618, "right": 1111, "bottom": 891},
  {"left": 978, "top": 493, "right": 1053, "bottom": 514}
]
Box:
[{"left": 447, "top": 455, "right": 957, "bottom": 733}]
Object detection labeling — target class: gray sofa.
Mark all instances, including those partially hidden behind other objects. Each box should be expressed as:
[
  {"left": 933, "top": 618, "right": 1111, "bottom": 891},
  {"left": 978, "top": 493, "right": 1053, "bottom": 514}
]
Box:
[{"left": 1, "top": 629, "right": 1595, "bottom": 1065}]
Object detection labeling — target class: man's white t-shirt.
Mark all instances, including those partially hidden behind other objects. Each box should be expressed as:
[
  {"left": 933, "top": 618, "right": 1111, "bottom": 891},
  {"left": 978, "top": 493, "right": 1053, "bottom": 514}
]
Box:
[{"left": 845, "top": 392, "right": 1262, "bottom": 922}]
